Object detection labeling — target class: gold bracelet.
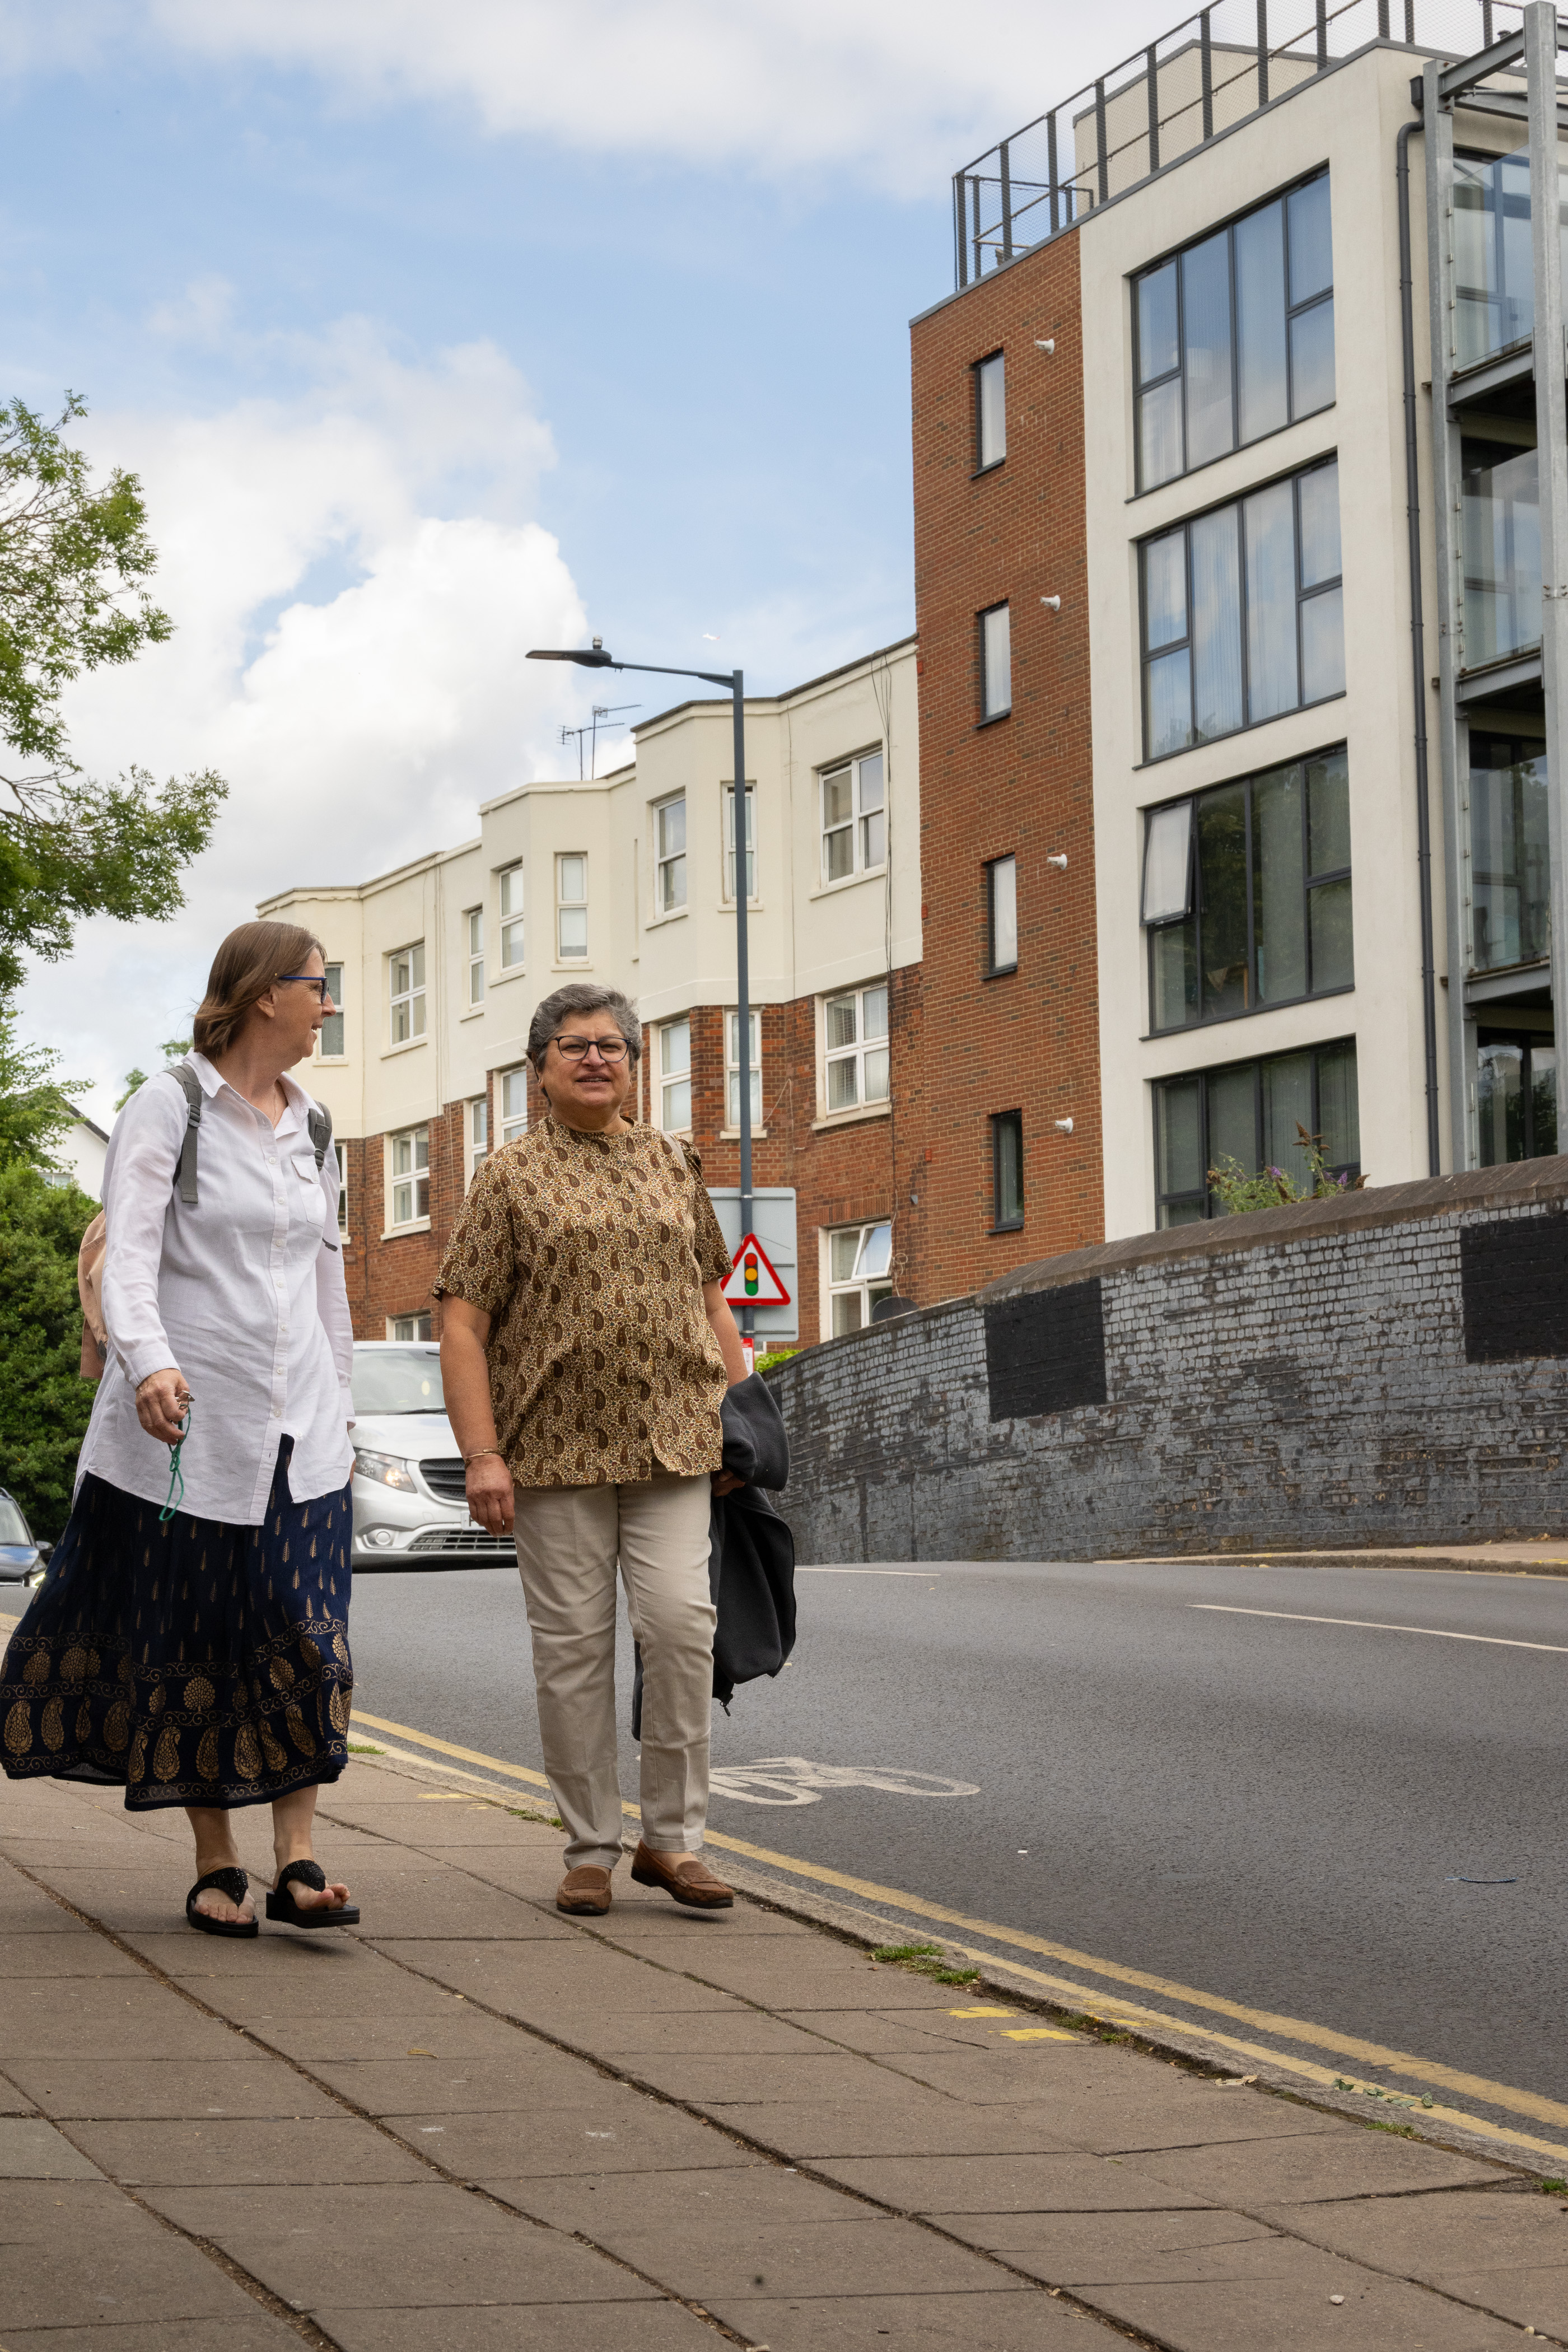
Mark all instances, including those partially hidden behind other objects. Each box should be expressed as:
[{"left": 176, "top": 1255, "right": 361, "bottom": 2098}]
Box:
[{"left": 463, "top": 1446, "right": 501, "bottom": 1466}]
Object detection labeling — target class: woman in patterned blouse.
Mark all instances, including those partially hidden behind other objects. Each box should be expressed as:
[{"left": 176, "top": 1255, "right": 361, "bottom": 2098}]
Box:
[{"left": 437, "top": 982, "right": 748, "bottom": 1917}]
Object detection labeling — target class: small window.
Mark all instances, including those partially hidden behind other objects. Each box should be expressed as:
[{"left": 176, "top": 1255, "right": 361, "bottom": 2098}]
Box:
[
  {"left": 389, "top": 944, "right": 426, "bottom": 1045},
  {"left": 468, "top": 1096, "right": 488, "bottom": 1187},
  {"left": 819, "top": 753, "right": 884, "bottom": 885},
  {"left": 655, "top": 797, "right": 687, "bottom": 913},
  {"left": 1152, "top": 1035, "right": 1359, "bottom": 1225},
  {"left": 499, "top": 1067, "right": 528, "bottom": 1145},
  {"left": 389, "top": 1126, "right": 430, "bottom": 1226},
  {"left": 391, "top": 1312, "right": 433, "bottom": 1342},
  {"left": 992, "top": 1110, "right": 1024, "bottom": 1230},
  {"left": 498, "top": 864, "right": 524, "bottom": 969},
  {"left": 827, "top": 1220, "right": 894, "bottom": 1336},
  {"left": 823, "top": 983, "right": 890, "bottom": 1114},
  {"left": 320, "top": 963, "right": 345, "bottom": 1058},
  {"left": 557, "top": 854, "right": 587, "bottom": 960},
  {"left": 724, "top": 784, "right": 757, "bottom": 901},
  {"left": 333, "top": 1141, "right": 348, "bottom": 1234},
  {"left": 466, "top": 909, "right": 484, "bottom": 1005},
  {"left": 980, "top": 604, "right": 1011, "bottom": 721},
  {"left": 987, "top": 855, "right": 1018, "bottom": 973},
  {"left": 726, "top": 1008, "right": 761, "bottom": 1129},
  {"left": 976, "top": 351, "right": 1006, "bottom": 470},
  {"left": 659, "top": 1016, "right": 692, "bottom": 1132},
  {"left": 1142, "top": 802, "right": 1194, "bottom": 923}
]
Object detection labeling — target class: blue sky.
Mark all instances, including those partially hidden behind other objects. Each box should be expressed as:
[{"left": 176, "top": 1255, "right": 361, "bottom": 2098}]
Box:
[{"left": 0, "top": 0, "right": 1172, "bottom": 1112}]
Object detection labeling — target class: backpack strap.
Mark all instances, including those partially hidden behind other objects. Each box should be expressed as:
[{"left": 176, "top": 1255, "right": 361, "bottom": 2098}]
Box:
[{"left": 170, "top": 1062, "right": 204, "bottom": 1206}]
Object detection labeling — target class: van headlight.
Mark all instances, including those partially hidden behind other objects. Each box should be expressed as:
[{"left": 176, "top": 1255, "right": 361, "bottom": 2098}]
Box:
[{"left": 353, "top": 1449, "right": 417, "bottom": 1491}]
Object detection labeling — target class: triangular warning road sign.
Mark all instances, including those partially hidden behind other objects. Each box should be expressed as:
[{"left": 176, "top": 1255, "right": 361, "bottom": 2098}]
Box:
[{"left": 721, "top": 1231, "right": 791, "bottom": 1308}]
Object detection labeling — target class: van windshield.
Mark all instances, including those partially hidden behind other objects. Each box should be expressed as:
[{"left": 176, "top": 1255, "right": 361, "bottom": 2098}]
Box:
[
  {"left": 0, "top": 1497, "right": 31, "bottom": 1544},
  {"left": 351, "top": 1348, "right": 446, "bottom": 1416}
]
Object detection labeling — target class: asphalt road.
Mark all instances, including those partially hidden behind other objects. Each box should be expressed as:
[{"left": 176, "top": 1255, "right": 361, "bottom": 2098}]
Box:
[{"left": 346, "top": 1552, "right": 1568, "bottom": 2123}]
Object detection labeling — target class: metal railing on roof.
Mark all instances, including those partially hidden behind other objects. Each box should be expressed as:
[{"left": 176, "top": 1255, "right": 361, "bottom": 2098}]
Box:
[{"left": 951, "top": 0, "right": 1530, "bottom": 290}]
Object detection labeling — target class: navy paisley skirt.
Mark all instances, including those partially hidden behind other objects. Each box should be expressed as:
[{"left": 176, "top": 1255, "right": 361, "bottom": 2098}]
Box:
[{"left": 0, "top": 1438, "right": 353, "bottom": 1812}]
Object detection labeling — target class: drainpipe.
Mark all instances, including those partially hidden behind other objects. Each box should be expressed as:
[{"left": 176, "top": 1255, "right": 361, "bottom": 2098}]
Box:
[{"left": 1397, "top": 113, "right": 1443, "bottom": 1177}]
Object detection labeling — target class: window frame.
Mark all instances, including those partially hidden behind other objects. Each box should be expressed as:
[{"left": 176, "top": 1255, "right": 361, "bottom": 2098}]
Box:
[
  {"left": 1138, "top": 455, "right": 1343, "bottom": 764},
  {"left": 654, "top": 794, "right": 687, "bottom": 915},
  {"left": 825, "top": 1219, "right": 894, "bottom": 1337},
  {"left": 818, "top": 753, "right": 884, "bottom": 888},
  {"left": 821, "top": 982, "right": 891, "bottom": 1117},
  {"left": 333, "top": 1141, "right": 348, "bottom": 1235},
  {"left": 724, "top": 782, "right": 758, "bottom": 903},
  {"left": 991, "top": 1109, "right": 1025, "bottom": 1231},
  {"left": 658, "top": 1015, "right": 692, "bottom": 1134},
  {"left": 1141, "top": 745, "right": 1354, "bottom": 1035},
  {"left": 1476, "top": 1024, "right": 1558, "bottom": 1164},
  {"left": 498, "top": 1066, "right": 528, "bottom": 1146},
  {"left": 986, "top": 853, "right": 1018, "bottom": 976},
  {"left": 978, "top": 602, "right": 1012, "bottom": 724},
  {"left": 556, "top": 853, "right": 588, "bottom": 962},
  {"left": 466, "top": 907, "right": 484, "bottom": 1006},
  {"left": 467, "top": 1095, "right": 488, "bottom": 1187},
  {"left": 319, "top": 961, "right": 346, "bottom": 1060},
  {"left": 498, "top": 862, "right": 524, "bottom": 970},
  {"left": 388, "top": 942, "right": 426, "bottom": 1046},
  {"left": 390, "top": 1311, "right": 433, "bottom": 1342},
  {"left": 725, "top": 1006, "right": 762, "bottom": 1131},
  {"left": 974, "top": 349, "right": 1006, "bottom": 473},
  {"left": 1152, "top": 1035, "right": 1360, "bottom": 1225},
  {"left": 1132, "top": 167, "right": 1335, "bottom": 496},
  {"left": 388, "top": 1124, "right": 431, "bottom": 1229}
]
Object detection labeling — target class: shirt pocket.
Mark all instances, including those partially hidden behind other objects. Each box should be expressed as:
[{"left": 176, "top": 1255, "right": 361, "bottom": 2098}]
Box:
[{"left": 290, "top": 1155, "right": 326, "bottom": 1230}]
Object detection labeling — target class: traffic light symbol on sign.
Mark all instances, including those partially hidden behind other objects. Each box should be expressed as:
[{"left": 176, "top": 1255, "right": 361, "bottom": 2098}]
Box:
[{"left": 720, "top": 1232, "right": 791, "bottom": 1307}]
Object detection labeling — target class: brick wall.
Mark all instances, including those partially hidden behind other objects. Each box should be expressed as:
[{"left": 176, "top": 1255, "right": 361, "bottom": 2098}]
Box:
[
  {"left": 763, "top": 1160, "right": 1568, "bottom": 1562},
  {"left": 907, "top": 225, "right": 1101, "bottom": 1315}
]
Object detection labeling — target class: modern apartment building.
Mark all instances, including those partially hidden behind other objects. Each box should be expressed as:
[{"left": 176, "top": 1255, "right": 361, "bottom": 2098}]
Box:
[
  {"left": 260, "top": 640, "right": 920, "bottom": 1350},
  {"left": 914, "top": 0, "right": 1562, "bottom": 1246}
]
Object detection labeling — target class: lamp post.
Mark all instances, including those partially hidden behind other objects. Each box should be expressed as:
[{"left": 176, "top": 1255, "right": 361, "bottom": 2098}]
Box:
[{"left": 527, "top": 641, "right": 757, "bottom": 1364}]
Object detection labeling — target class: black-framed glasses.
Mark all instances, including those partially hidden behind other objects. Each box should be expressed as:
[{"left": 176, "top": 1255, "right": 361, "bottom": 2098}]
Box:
[
  {"left": 551, "top": 1034, "right": 629, "bottom": 1062},
  {"left": 277, "top": 973, "right": 333, "bottom": 1004}
]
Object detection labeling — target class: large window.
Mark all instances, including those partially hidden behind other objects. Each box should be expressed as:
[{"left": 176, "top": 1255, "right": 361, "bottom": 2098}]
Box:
[
  {"left": 389, "top": 944, "right": 425, "bottom": 1044},
  {"left": 655, "top": 797, "right": 686, "bottom": 913},
  {"left": 659, "top": 1017, "right": 691, "bottom": 1132},
  {"left": 820, "top": 754, "right": 883, "bottom": 884},
  {"left": 986, "top": 855, "right": 1018, "bottom": 974},
  {"left": 975, "top": 351, "right": 1006, "bottom": 470},
  {"left": 389, "top": 1126, "right": 430, "bottom": 1228},
  {"left": 320, "top": 962, "right": 345, "bottom": 1058},
  {"left": 724, "top": 784, "right": 755, "bottom": 901},
  {"left": 557, "top": 855, "right": 587, "bottom": 960},
  {"left": 1141, "top": 458, "right": 1343, "bottom": 761},
  {"left": 1469, "top": 733, "right": 1549, "bottom": 973},
  {"left": 992, "top": 1110, "right": 1024, "bottom": 1231},
  {"left": 1477, "top": 1028, "right": 1557, "bottom": 1164},
  {"left": 1142, "top": 748, "right": 1352, "bottom": 1032},
  {"left": 823, "top": 983, "right": 889, "bottom": 1113},
  {"left": 1154, "top": 1037, "right": 1359, "bottom": 1226},
  {"left": 828, "top": 1221, "right": 893, "bottom": 1336},
  {"left": 466, "top": 909, "right": 484, "bottom": 1005},
  {"left": 726, "top": 1008, "right": 760, "bottom": 1128},
  {"left": 1134, "top": 173, "right": 1334, "bottom": 493},
  {"left": 499, "top": 1067, "right": 528, "bottom": 1145},
  {"left": 498, "top": 864, "right": 524, "bottom": 969},
  {"left": 979, "top": 604, "right": 1011, "bottom": 721}
]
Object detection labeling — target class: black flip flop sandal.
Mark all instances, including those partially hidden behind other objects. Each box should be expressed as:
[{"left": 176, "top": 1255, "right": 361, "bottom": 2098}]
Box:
[
  {"left": 186, "top": 1866, "right": 258, "bottom": 1938},
  {"left": 265, "top": 1858, "right": 360, "bottom": 1929}
]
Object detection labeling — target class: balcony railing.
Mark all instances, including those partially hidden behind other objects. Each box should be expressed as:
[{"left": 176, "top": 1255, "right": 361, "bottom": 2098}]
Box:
[{"left": 952, "top": 0, "right": 1529, "bottom": 291}]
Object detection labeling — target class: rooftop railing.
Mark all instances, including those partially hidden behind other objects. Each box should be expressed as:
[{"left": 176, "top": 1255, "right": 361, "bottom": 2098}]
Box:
[{"left": 951, "top": 0, "right": 1528, "bottom": 291}]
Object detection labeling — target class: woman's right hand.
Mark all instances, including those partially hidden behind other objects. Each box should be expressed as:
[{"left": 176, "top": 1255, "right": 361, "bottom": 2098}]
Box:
[
  {"left": 136, "top": 1366, "right": 192, "bottom": 1444},
  {"left": 466, "top": 1453, "right": 515, "bottom": 1537}
]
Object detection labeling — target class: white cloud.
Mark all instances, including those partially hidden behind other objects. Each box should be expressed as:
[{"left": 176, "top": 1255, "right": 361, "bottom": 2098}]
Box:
[
  {"left": 143, "top": 0, "right": 1180, "bottom": 197},
  {"left": 22, "top": 317, "right": 588, "bottom": 1124}
]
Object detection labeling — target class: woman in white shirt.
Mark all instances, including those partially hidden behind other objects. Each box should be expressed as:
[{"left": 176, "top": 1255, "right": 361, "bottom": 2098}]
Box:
[{"left": 1, "top": 922, "right": 360, "bottom": 1938}]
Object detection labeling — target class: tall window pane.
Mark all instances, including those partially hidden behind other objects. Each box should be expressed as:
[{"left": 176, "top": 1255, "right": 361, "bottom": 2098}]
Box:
[
  {"left": 981, "top": 604, "right": 1012, "bottom": 718},
  {"left": 976, "top": 352, "right": 1006, "bottom": 468},
  {"left": 1462, "top": 444, "right": 1541, "bottom": 669},
  {"left": 1142, "top": 800, "right": 1193, "bottom": 922},
  {"left": 1243, "top": 479, "right": 1299, "bottom": 721},
  {"left": 1308, "top": 878, "right": 1354, "bottom": 991},
  {"left": 1315, "top": 1038, "right": 1360, "bottom": 1168},
  {"left": 499, "top": 864, "right": 524, "bottom": 968},
  {"left": 660, "top": 1016, "right": 691, "bottom": 1131},
  {"left": 1287, "top": 175, "right": 1333, "bottom": 304},
  {"left": 1260, "top": 1051, "right": 1314, "bottom": 1175},
  {"left": 1182, "top": 231, "right": 1234, "bottom": 469},
  {"left": 1156, "top": 1074, "right": 1203, "bottom": 1200},
  {"left": 320, "top": 962, "right": 344, "bottom": 1057},
  {"left": 1235, "top": 200, "right": 1287, "bottom": 444},
  {"left": 1189, "top": 507, "right": 1243, "bottom": 741},
  {"left": 1138, "top": 260, "right": 1179, "bottom": 381},
  {"left": 988, "top": 855, "right": 1018, "bottom": 970},
  {"left": 1144, "top": 531, "right": 1187, "bottom": 647},
  {"left": 1470, "top": 735, "right": 1550, "bottom": 970},
  {"left": 992, "top": 1110, "right": 1024, "bottom": 1229},
  {"left": 1308, "top": 750, "right": 1352, "bottom": 874},
  {"left": 1151, "top": 915, "right": 1198, "bottom": 1030},
  {"left": 1147, "top": 650, "right": 1192, "bottom": 759},
  {"left": 1300, "top": 585, "right": 1346, "bottom": 704},
  {"left": 1252, "top": 764, "right": 1306, "bottom": 1003},
  {"left": 1290, "top": 300, "right": 1336, "bottom": 418},
  {"left": 1140, "top": 379, "right": 1183, "bottom": 491},
  {"left": 1207, "top": 1063, "right": 1257, "bottom": 1173},
  {"left": 656, "top": 797, "right": 687, "bottom": 912},
  {"left": 1197, "top": 784, "right": 1249, "bottom": 1019},
  {"left": 1297, "top": 460, "right": 1342, "bottom": 587}
]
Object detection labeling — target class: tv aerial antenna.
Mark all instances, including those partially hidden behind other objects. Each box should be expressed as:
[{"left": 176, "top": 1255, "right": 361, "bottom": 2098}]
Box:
[{"left": 560, "top": 702, "right": 640, "bottom": 780}]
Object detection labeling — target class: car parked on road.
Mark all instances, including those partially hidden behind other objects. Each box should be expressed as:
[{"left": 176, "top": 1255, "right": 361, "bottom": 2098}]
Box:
[
  {"left": 0, "top": 1488, "right": 50, "bottom": 1586},
  {"left": 349, "top": 1341, "right": 514, "bottom": 1570}
]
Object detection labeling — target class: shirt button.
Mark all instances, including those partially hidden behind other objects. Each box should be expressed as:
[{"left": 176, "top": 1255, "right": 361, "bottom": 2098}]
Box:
[{"left": 272, "top": 1404, "right": 282, "bottom": 1418}]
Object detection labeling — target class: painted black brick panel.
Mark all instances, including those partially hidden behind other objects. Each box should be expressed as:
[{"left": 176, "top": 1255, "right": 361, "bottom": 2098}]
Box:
[
  {"left": 1462, "top": 1212, "right": 1568, "bottom": 1361},
  {"left": 985, "top": 1280, "right": 1107, "bottom": 1419}
]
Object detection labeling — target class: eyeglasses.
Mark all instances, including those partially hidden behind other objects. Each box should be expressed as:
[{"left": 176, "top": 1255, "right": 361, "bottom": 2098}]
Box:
[
  {"left": 551, "top": 1034, "right": 629, "bottom": 1062},
  {"left": 277, "top": 974, "right": 333, "bottom": 1004}
]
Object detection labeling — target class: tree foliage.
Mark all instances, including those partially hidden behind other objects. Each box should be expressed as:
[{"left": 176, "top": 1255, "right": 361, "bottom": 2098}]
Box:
[
  {"left": 115, "top": 1036, "right": 191, "bottom": 1113},
  {"left": 0, "top": 395, "right": 226, "bottom": 988},
  {"left": 0, "top": 1004, "right": 78, "bottom": 1169},
  {"left": 0, "top": 1160, "right": 96, "bottom": 1538}
]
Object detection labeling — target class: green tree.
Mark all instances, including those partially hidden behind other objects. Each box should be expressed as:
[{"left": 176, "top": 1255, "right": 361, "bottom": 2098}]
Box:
[
  {"left": 115, "top": 1035, "right": 192, "bottom": 1112},
  {"left": 0, "top": 1004, "right": 77, "bottom": 1168},
  {"left": 0, "top": 394, "right": 226, "bottom": 990},
  {"left": 0, "top": 1160, "right": 96, "bottom": 1538}
]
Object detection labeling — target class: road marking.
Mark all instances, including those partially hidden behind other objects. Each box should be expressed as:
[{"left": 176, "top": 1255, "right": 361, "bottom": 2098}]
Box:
[
  {"left": 351, "top": 1703, "right": 1568, "bottom": 2153},
  {"left": 1002, "top": 2028, "right": 1079, "bottom": 2042},
  {"left": 949, "top": 2006, "right": 1016, "bottom": 2019},
  {"left": 797, "top": 1567, "right": 936, "bottom": 1577},
  {"left": 1191, "top": 1604, "right": 1568, "bottom": 1653}
]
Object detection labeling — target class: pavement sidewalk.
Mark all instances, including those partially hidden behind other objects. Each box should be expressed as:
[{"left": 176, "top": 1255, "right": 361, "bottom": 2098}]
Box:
[{"left": 3, "top": 1746, "right": 1565, "bottom": 2352}]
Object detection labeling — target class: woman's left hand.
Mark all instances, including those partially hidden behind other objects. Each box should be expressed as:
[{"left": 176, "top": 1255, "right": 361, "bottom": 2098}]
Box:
[{"left": 711, "top": 1470, "right": 744, "bottom": 1496}]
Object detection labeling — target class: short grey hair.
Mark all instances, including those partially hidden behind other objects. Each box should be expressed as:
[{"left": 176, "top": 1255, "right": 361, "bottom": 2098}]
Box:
[{"left": 528, "top": 982, "right": 642, "bottom": 1069}]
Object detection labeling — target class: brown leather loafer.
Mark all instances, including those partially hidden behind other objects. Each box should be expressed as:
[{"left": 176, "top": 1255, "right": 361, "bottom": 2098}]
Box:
[
  {"left": 556, "top": 1865, "right": 613, "bottom": 1915},
  {"left": 629, "top": 1841, "right": 734, "bottom": 1909}
]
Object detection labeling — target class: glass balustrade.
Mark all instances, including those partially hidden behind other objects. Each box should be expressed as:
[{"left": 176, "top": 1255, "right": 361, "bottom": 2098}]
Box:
[
  {"left": 1462, "top": 444, "right": 1540, "bottom": 669},
  {"left": 1468, "top": 734, "right": 1550, "bottom": 974},
  {"left": 1453, "top": 150, "right": 1568, "bottom": 371}
]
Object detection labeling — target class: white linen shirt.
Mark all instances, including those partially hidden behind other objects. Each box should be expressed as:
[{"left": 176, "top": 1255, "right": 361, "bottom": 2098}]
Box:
[{"left": 78, "top": 1054, "right": 356, "bottom": 1525}]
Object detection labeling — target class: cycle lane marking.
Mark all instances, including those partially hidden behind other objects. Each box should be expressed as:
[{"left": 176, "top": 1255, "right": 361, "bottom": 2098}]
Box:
[{"left": 1192, "top": 1603, "right": 1568, "bottom": 1651}]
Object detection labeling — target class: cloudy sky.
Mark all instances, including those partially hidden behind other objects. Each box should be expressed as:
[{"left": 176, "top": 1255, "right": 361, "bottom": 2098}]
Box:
[{"left": 1, "top": 0, "right": 1173, "bottom": 1119}]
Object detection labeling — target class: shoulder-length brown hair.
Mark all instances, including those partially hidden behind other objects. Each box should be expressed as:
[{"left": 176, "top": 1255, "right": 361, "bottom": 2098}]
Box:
[{"left": 192, "top": 921, "right": 325, "bottom": 1060}]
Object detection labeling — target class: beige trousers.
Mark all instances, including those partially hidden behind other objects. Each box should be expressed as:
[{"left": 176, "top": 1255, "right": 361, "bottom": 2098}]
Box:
[{"left": 511, "top": 1476, "right": 716, "bottom": 1872}]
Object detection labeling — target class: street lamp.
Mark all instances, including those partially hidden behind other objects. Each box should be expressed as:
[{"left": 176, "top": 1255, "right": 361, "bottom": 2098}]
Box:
[{"left": 527, "top": 640, "right": 758, "bottom": 1362}]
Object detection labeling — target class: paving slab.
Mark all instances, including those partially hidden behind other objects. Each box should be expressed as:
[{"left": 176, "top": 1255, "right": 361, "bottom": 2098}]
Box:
[
  {"left": 514, "top": 2006, "right": 830, "bottom": 2059},
  {"left": 0, "top": 2321, "right": 306, "bottom": 2351},
  {"left": 692, "top": 2096, "right": 1100, "bottom": 2160},
  {"left": 1274, "top": 2188, "right": 1568, "bottom": 2332},
  {"left": 0, "top": 2115, "right": 104, "bottom": 2178},
  {"left": 581, "top": 1900, "right": 830, "bottom": 1943},
  {"left": 701, "top": 2288, "right": 1106, "bottom": 2349},
  {"left": 667, "top": 1954, "right": 979, "bottom": 2008},
  {"left": 622, "top": 2051, "right": 949, "bottom": 2107},
  {"left": 389, "top": 2095, "right": 739, "bottom": 2179},
  {"left": 0, "top": 2178, "right": 274, "bottom": 2331},
  {"left": 0, "top": 1874, "right": 91, "bottom": 1931},
  {"left": 0, "top": 1929, "right": 144, "bottom": 1977},
  {"left": 6, "top": 1976, "right": 254, "bottom": 2062},
  {"left": 1123, "top": 2126, "right": 1501, "bottom": 2205},
  {"left": 143, "top": 2181, "right": 663, "bottom": 2308},
  {"left": 70, "top": 2113, "right": 429, "bottom": 2187},
  {"left": 310, "top": 2302, "right": 723, "bottom": 2350},
  {"left": 366, "top": 1936, "right": 753, "bottom": 2015},
  {"left": 507, "top": 2158, "right": 865, "bottom": 2236},
  {"left": 815, "top": 2150, "right": 1219, "bottom": 2215},
  {"left": 875, "top": 2042, "right": 1241, "bottom": 2105},
  {"left": 1432, "top": 2260, "right": 1568, "bottom": 2336},
  {"left": 8, "top": 2055, "right": 346, "bottom": 2120},
  {"left": 923, "top": 2204, "right": 1284, "bottom": 2277},
  {"left": 580, "top": 2211, "right": 1021, "bottom": 2301},
  {"left": 251, "top": 2005, "right": 547, "bottom": 2065}
]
